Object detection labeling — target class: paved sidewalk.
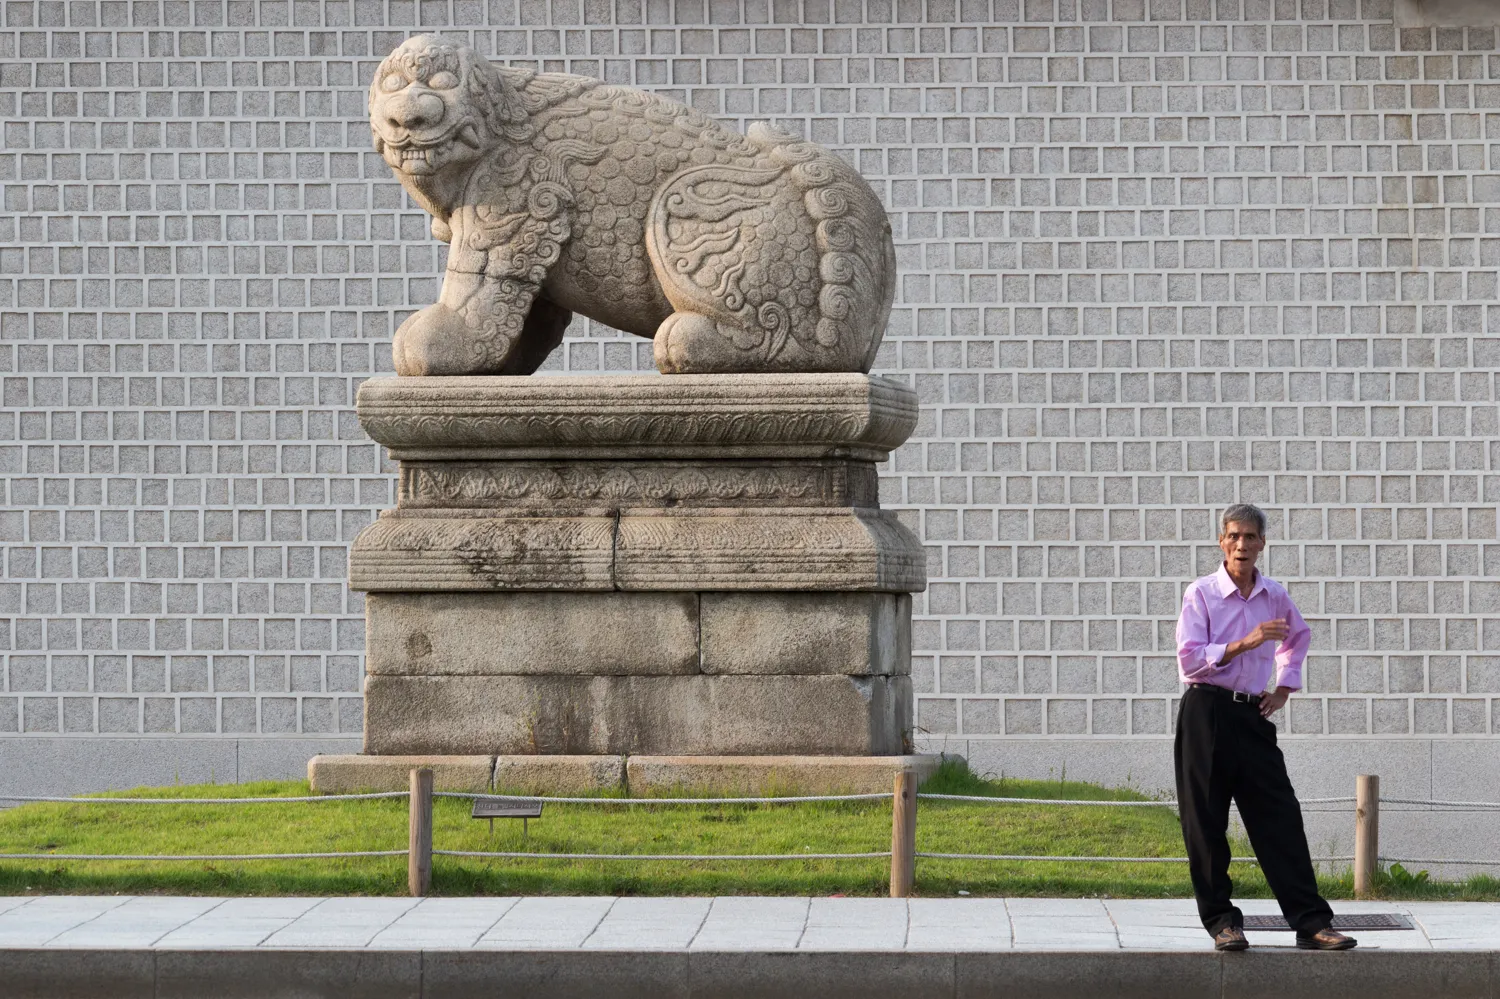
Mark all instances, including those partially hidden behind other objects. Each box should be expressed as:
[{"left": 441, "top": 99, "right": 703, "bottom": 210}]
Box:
[
  {"left": 1, "top": 894, "right": 1496, "bottom": 951},
  {"left": 2, "top": 895, "right": 1498, "bottom": 998}
]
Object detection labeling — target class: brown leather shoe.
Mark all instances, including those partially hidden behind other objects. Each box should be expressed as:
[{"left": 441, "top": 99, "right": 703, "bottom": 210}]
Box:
[
  {"left": 1296, "top": 927, "right": 1357, "bottom": 950},
  {"left": 1214, "top": 925, "right": 1249, "bottom": 951}
]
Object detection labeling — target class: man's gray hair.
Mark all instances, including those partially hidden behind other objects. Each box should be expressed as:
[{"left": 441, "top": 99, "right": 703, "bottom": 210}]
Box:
[{"left": 1219, "top": 503, "right": 1266, "bottom": 537}]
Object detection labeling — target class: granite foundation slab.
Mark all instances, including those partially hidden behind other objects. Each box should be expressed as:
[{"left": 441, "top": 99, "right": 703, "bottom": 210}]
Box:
[
  {"left": 626, "top": 754, "right": 945, "bottom": 795},
  {"left": 366, "top": 592, "right": 701, "bottom": 676},
  {"left": 491, "top": 754, "right": 627, "bottom": 794},
  {"left": 367, "top": 591, "right": 911, "bottom": 678},
  {"left": 349, "top": 513, "right": 617, "bottom": 592},
  {"left": 700, "top": 592, "right": 910, "bottom": 676},
  {"left": 307, "top": 754, "right": 494, "bottom": 794},
  {"left": 351, "top": 372, "right": 926, "bottom": 768},
  {"left": 355, "top": 374, "right": 918, "bottom": 463},
  {"left": 351, "top": 507, "right": 924, "bottom": 593},
  {"left": 308, "top": 754, "right": 943, "bottom": 795},
  {"left": 364, "top": 675, "right": 911, "bottom": 757}
]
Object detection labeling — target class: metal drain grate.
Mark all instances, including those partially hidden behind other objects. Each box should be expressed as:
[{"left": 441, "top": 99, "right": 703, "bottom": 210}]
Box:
[{"left": 1243, "top": 913, "right": 1413, "bottom": 931}]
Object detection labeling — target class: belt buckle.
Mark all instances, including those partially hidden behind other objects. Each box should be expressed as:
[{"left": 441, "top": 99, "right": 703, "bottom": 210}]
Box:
[{"left": 1231, "top": 690, "right": 1251, "bottom": 703}]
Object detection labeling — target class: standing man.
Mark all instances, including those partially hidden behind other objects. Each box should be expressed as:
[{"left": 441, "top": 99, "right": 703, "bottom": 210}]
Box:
[{"left": 1175, "top": 503, "right": 1356, "bottom": 952}]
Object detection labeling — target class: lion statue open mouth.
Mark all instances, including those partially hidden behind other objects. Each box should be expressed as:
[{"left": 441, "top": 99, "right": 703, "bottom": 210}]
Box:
[{"left": 370, "top": 34, "right": 898, "bottom": 376}]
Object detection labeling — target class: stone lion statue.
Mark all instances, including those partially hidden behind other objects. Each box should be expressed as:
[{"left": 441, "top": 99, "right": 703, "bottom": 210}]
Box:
[{"left": 370, "top": 35, "right": 897, "bottom": 375}]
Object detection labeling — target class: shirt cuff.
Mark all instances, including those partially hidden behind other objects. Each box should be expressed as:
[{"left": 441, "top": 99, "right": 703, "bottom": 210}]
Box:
[
  {"left": 1202, "top": 643, "right": 1228, "bottom": 672},
  {"left": 1274, "top": 664, "right": 1303, "bottom": 691}
]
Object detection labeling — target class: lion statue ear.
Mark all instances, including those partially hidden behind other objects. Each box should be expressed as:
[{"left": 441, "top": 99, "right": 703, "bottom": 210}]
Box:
[{"left": 461, "top": 54, "right": 531, "bottom": 144}]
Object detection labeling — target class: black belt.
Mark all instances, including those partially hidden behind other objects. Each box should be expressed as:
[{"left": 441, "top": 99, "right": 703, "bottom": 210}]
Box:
[{"left": 1187, "top": 682, "right": 1261, "bottom": 705}]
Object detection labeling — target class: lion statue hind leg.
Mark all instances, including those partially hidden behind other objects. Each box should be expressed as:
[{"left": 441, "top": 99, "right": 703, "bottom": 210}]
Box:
[{"left": 651, "top": 310, "right": 768, "bottom": 374}]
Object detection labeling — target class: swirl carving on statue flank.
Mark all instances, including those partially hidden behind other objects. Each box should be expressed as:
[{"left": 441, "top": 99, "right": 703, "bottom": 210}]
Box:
[{"left": 371, "top": 34, "right": 896, "bottom": 376}]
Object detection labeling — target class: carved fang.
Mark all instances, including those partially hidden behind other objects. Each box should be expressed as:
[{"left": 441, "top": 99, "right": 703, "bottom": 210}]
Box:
[{"left": 458, "top": 123, "right": 482, "bottom": 149}]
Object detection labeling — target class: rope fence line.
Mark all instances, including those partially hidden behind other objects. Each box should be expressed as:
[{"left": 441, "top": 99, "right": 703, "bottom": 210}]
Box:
[
  {"left": 434, "top": 849, "right": 888, "bottom": 861},
  {"left": 1381, "top": 798, "right": 1500, "bottom": 809},
  {"left": 0, "top": 851, "right": 408, "bottom": 861},
  {"left": 916, "top": 853, "right": 1356, "bottom": 864},
  {"left": 916, "top": 793, "right": 1174, "bottom": 806},
  {"left": 917, "top": 793, "right": 1356, "bottom": 806},
  {"left": 3, "top": 770, "right": 1499, "bottom": 896},
  {"left": 0, "top": 792, "right": 409, "bottom": 804},
  {"left": 434, "top": 791, "right": 890, "bottom": 805},
  {"left": 10, "top": 789, "right": 1486, "bottom": 808}
]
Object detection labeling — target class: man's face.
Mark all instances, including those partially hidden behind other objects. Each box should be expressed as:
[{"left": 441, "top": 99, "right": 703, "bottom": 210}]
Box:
[{"left": 1219, "top": 520, "right": 1264, "bottom": 573}]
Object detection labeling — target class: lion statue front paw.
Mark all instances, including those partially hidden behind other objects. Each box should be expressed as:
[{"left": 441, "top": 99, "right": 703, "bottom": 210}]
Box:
[{"left": 392, "top": 304, "right": 478, "bottom": 377}]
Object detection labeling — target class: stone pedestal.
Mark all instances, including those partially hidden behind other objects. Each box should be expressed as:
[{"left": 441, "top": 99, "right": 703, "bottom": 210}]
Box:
[{"left": 320, "top": 373, "right": 934, "bottom": 792}]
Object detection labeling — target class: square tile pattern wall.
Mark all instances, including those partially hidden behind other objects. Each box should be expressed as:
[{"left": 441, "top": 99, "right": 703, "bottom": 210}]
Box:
[{"left": 0, "top": 0, "right": 1495, "bottom": 749}]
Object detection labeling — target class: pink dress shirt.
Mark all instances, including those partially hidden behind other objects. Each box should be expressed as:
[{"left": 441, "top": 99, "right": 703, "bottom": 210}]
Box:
[{"left": 1176, "top": 564, "right": 1311, "bottom": 695}]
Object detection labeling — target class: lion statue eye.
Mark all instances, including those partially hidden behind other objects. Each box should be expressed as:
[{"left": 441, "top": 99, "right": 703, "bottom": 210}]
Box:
[
  {"left": 426, "top": 70, "right": 459, "bottom": 89},
  {"left": 380, "top": 73, "right": 406, "bottom": 93}
]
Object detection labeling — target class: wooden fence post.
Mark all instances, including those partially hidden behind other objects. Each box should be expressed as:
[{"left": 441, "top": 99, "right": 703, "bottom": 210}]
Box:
[
  {"left": 890, "top": 767, "right": 916, "bottom": 898},
  {"left": 1354, "top": 774, "right": 1379, "bottom": 899},
  {"left": 409, "top": 767, "right": 433, "bottom": 897}
]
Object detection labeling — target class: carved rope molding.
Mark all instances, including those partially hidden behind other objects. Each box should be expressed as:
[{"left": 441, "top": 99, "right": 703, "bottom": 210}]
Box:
[{"left": 397, "top": 461, "right": 878, "bottom": 509}]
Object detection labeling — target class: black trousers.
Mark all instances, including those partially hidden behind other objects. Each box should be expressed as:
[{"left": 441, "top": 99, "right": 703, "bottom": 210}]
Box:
[{"left": 1174, "top": 684, "right": 1334, "bottom": 936}]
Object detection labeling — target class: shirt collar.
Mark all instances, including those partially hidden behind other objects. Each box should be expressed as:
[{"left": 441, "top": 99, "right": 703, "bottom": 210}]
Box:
[{"left": 1215, "top": 563, "right": 1266, "bottom": 600}]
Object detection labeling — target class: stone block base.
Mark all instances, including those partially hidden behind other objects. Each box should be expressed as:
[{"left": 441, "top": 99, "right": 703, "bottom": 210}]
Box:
[
  {"left": 364, "top": 674, "right": 911, "bottom": 756},
  {"left": 493, "top": 754, "right": 625, "bottom": 795},
  {"left": 623, "top": 754, "right": 946, "bottom": 796},
  {"left": 350, "top": 374, "right": 928, "bottom": 766},
  {"left": 367, "top": 591, "right": 911, "bottom": 678},
  {"left": 307, "top": 754, "right": 493, "bottom": 794},
  {"left": 308, "top": 753, "right": 948, "bottom": 795}
]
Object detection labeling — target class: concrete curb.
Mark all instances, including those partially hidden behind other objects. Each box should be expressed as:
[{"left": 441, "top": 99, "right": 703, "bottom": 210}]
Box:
[{"left": 0, "top": 948, "right": 1495, "bottom": 999}]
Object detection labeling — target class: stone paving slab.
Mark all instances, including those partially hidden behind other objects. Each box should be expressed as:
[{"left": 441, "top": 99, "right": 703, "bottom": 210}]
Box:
[
  {"left": 0, "top": 895, "right": 1494, "bottom": 952},
  {"left": 476, "top": 895, "right": 615, "bottom": 950},
  {"left": 0, "top": 896, "right": 1497, "bottom": 997},
  {"left": 689, "top": 897, "right": 808, "bottom": 952}
]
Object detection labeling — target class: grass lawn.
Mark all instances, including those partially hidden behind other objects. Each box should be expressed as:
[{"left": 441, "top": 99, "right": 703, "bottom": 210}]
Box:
[{"left": 1, "top": 759, "right": 1495, "bottom": 899}]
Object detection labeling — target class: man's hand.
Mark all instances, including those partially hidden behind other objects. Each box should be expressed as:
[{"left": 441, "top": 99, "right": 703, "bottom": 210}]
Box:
[
  {"left": 1243, "top": 618, "right": 1289, "bottom": 650},
  {"left": 1259, "top": 686, "right": 1291, "bottom": 718},
  {"left": 1220, "top": 618, "right": 1291, "bottom": 668}
]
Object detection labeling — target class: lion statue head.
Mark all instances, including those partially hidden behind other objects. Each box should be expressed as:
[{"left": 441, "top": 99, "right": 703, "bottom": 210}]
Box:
[{"left": 369, "top": 36, "right": 513, "bottom": 196}]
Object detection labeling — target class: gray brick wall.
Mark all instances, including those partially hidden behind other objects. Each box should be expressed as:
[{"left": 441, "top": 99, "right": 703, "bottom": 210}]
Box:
[{"left": 0, "top": 0, "right": 1497, "bottom": 758}]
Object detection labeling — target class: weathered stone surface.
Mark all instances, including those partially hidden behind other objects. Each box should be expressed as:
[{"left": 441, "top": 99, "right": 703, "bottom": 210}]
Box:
[
  {"left": 308, "top": 753, "right": 493, "bottom": 793},
  {"left": 357, "top": 374, "right": 917, "bottom": 462},
  {"left": 701, "top": 592, "right": 911, "bottom": 676},
  {"left": 352, "top": 507, "right": 925, "bottom": 593},
  {"left": 626, "top": 753, "right": 945, "bottom": 795},
  {"left": 365, "top": 592, "right": 699, "bottom": 676},
  {"left": 398, "top": 459, "right": 880, "bottom": 510},
  {"left": 349, "top": 514, "right": 615, "bottom": 592},
  {"left": 372, "top": 35, "right": 896, "bottom": 377},
  {"left": 616, "top": 508, "right": 924, "bottom": 592},
  {"left": 364, "top": 675, "right": 911, "bottom": 756},
  {"left": 348, "top": 363, "right": 926, "bottom": 764},
  {"left": 492, "top": 754, "right": 626, "bottom": 794}
]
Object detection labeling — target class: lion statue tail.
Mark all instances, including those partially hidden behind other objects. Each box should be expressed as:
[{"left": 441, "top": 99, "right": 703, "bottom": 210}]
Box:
[{"left": 749, "top": 122, "right": 897, "bottom": 372}]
